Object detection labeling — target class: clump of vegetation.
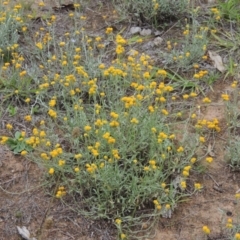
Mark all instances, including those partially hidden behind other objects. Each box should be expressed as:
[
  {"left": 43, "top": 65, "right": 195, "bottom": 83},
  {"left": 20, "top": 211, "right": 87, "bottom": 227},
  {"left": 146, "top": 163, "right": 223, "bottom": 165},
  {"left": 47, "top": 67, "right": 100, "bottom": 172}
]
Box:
[
  {"left": 112, "top": 0, "right": 189, "bottom": 24},
  {"left": 0, "top": 3, "right": 24, "bottom": 62},
  {"left": 0, "top": 0, "right": 240, "bottom": 239}
]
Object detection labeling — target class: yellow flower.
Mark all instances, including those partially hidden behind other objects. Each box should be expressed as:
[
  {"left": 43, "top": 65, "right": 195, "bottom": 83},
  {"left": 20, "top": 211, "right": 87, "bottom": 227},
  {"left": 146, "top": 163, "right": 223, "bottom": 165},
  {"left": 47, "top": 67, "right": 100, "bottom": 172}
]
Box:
[
  {"left": 35, "top": 42, "right": 43, "bottom": 50},
  {"left": 39, "top": 131, "right": 46, "bottom": 138},
  {"left": 108, "top": 137, "right": 116, "bottom": 144},
  {"left": 231, "top": 81, "right": 237, "bottom": 88},
  {"left": 49, "top": 99, "right": 56, "bottom": 107},
  {"left": 194, "top": 183, "right": 202, "bottom": 190},
  {"left": 49, "top": 168, "right": 54, "bottom": 174},
  {"left": 190, "top": 92, "right": 197, "bottom": 97},
  {"left": 191, "top": 113, "right": 197, "bottom": 119},
  {"left": 115, "top": 219, "right": 122, "bottom": 225},
  {"left": 74, "top": 167, "right": 80, "bottom": 172},
  {"left": 156, "top": 204, "right": 161, "bottom": 210},
  {"left": 58, "top": 159, "right": 65, "bottom": 166},
  {"left": 38, "top": 1, "right": 45, "bottom": 7},
  {"left": 221, "top": 94, "right": 229, "bottom": 101},
  {"left": 199, "top": 136, "right": 205, "bottom": 143},
  {"left": 41, "top": 153, "right": 49, "bottom": 160},
  {"left": 143, "top": 71, "right": 150, "bottom": 79},
  {"left": 59, "top": 42, "right": 66, "bottom": 47},
  {"left": 116, "top": 35, "right": 127, "bottom": 45},
  {"left": 161, "top": 183, "right": 166, "bottom": 188},
  {"left": 157, "top": 69, "right": 167, "bottom": 77},
  {"left": 21, "top": 150, "right": 28, "bottom": 156},
  {"left": 19, "top": 71, "right": 27, "bottom": 77},
  {"left": 130, "top": 118, "right": 139, "bottom": 124},
  {"left": 148, "top": 106, "right": 154, "bottom": 113},
  {"left": 183, "top": 29, "right": 189, "bottom": 35},
  {"left": 48, "top": 109, "right": 57, "bottom": 118},
  {"left": 226, "top": 218, "right": 233, "bottom": 229},
  {"left": 235, "top": 233, "right": 240, "bottom": 240},
  {"left": 235, "top": 193, "right": 240, "bottom": 199},
  {"left": 182, "top": 170, "right": 189, "bottom": 177},
  {"left": 116, "top": 45, "right": 125, "bottom": 55},
  {"left": 110, "top": 120, "right": 119, "bottom": 127},
  {"left": 202, "top": 225, "right": 210, "bottom": 235},
  {"left": 0, "top": 136, "right": 9, "bottom": 144},
  {"left": 120, "top": 233, "right": 126, "bottom": 239},
  {"left": 74, "top": 153, "right": 82, "bottom": 159},
  {"left": 177, "top": 146, "right": 184, "bottom": 153},
  {"left": 190, "top": 157, "right": 197, "bottom": 164},
  {"left": 21, "top": 131, "right": 26, "bottom": 137},
  {"left": 202, "top": 55, "right": 208, "bottom": 60},
  {"left": 24, "top": 115, "right": 32, "bottom": 122},
  {"left": 25, "top": 98, "right": 30, "bottom": 103},
  {"left": 6, "top": 123, "right": 13, "bottom": 130},
  {"left": 165, "top": 204, "right": 171, "bottom": 209},
  {"left": 161, "top": 109, "right": 169, "bottom": 115},
  {"left": 105, "top": 27, "right": 113, "bottom": 34},
  {"left": 202, "top": 97, "right": 211, "bottom": 103},
  {"left": 180, "top": 181, "right": 186, "bottom": 189},
  {"left": 151, "top": 127, "right": 157, "bottom": 133},
  {"left": 206, "top": 157, "right": 213, "bottom": 163},
  {"left": 98, "top": 63, "right": 105, "bottom": 69},
  {"left": 84, "top": 125, "right": 92, "bottom": 131},
  {"left": 144, "top": 166, "right": 150, "bottom": 171},
  {"left": 110, "top": 112, "right": 119, "bottom": 119}
]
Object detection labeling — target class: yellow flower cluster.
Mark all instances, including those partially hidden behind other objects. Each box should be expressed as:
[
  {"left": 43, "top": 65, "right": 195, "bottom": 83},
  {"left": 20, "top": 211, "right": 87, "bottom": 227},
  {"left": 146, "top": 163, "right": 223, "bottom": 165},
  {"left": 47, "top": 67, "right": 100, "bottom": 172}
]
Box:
[
  {"left": 211, "top": 8, "right": 221, "bottom": 20},
  {"left": 102, "top": 132, "right": 116, "bottom": 144},
  {"left": 182, "top": 165, "right": 191, "bottom": 177},
  {"left": 121, "top": 96, "right": 137, "bottom": 108},
  {"left": 103, "top": 66, "right": 127, "bottom": 77},
  {"left": 194, "top": 183, "right": 202, "bottom": 190},
  {"left": 221, "top": 93, "right": 229, "bottom": 101},
  {"left": 226, "top": 218, "right": 233, "bottom": 229},
  {"left": 56, "top": 186, "right": 66, "bottom": 198},
  {"left": 195, "top": 118, "right": 220, "bottom": 132},
  {"left": 115, "top": 35, "right": 127, "bottom": 55},
  {"left": 49, "top": 147, "right": 63, "bottom": 158},
  {"left": 193, "top": 70, "right": 208, "bottom": 79},
  {"left": 153, "top": 199, "right": 161, "bottom": 210},
  {"left": 86, "top": 163, "right": 97, "bottom": 174},
  {"left": 0, "top": 136, "right": 9, "bottom": 144},
  {"left": 112, "top": 149, "right": 120, "bottom": 159},
  {"left": 88, "top": 145, "right": 99, "bottom": 157},
  {"left": 48, "top": 109, "right": 57, "bottom": 118}
]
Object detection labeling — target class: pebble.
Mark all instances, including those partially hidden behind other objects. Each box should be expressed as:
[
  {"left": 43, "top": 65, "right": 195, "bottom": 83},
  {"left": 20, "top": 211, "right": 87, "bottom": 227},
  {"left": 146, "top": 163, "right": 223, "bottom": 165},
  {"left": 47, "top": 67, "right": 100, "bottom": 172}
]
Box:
[{"left": 140, "top": 29, "right": 152, "bottom": 36}]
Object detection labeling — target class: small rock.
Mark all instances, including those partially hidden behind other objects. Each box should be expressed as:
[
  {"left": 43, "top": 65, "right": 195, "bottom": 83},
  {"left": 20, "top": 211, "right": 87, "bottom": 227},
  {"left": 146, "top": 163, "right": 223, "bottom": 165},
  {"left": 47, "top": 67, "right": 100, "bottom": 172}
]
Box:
[
  {"left": 142, "top": 41, "right": 154, "bottom": 50},
  {"left": 154, "top": 30, "right": 162, "bottom": 36},
  {"left": 140, "top": 29, "right": 152, "bottom": 36},
  {"left": 130, "top": 26, "right": 141, "bottom": 35},
  {"left": 153, "top": 37, "right": 163, "bottom": 47}
]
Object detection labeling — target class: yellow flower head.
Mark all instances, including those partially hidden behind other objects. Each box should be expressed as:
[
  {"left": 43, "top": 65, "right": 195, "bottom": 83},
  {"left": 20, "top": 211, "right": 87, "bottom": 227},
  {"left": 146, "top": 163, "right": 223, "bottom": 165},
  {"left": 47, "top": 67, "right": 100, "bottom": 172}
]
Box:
[
  {"left": 49, "top": 168, "right": 54, "bottom": 174},
  {"left": 202, "top": 225, "right": 210, "bottom": 235}
]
